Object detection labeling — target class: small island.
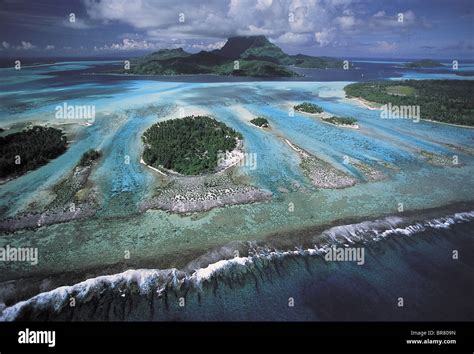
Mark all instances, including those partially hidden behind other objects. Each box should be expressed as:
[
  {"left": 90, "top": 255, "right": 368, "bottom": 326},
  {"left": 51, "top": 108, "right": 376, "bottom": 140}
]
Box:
[
  {"left": 142, "top": 115, "right": 242, "bottom": 175},
  {"left": 293, "top": 102, "right": 359, "bottom": 128},
  {"left": 79, "top": 149, "right": 101, "bottom": 166},
  {"left": 0, "top": 126, "right": 68, "bottom": 180},
  {"left": 404, "top": 59, "right": 443, "bottom": 68},
  {"left": 294, "top": 102, "right": 323, "bottom": 114},
  {"left": 140, "top": 115, "right": 272, "bottom": 214},
  {"left": 250, "top": 117, "right": 269, "bottom": 128},
  {"left": 323, "top": 116, "right": 358, "bottom": 128}
]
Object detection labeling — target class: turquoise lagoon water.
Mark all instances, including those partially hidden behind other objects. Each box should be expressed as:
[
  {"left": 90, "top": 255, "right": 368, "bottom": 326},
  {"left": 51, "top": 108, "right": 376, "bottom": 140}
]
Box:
[
  {"left": 395, "top": 71, "right": 474, "bottom": 80},
  {"left": 0, "top": 61, "right": 473, "bottom": 320}
]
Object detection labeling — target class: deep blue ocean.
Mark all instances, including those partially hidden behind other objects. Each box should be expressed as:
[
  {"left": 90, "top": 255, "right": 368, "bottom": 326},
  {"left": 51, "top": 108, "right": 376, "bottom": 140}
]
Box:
[{"left": 1, "top": 210, "right": 473, "bottom": 321}]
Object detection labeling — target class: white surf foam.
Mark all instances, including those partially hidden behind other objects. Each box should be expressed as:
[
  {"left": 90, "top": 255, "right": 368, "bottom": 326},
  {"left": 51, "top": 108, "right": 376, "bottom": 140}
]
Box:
[{"left": 1, "top": 210, "right": 473, "bottom": 321}]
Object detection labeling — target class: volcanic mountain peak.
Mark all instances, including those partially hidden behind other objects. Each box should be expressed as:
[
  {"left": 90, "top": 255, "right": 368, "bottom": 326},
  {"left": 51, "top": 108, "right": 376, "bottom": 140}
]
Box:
[
  {"left": 128, "top": 35, "right": 343, "bottom": 77},
  {"left": 217, "top": 35, "right": 282, "bottom": 59}
]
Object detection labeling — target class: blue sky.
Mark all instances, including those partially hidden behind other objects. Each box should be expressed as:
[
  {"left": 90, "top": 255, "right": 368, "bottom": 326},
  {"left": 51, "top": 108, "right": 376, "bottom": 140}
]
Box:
[{"left": 0, "top": 0, "right": 473, "bottom": 59}]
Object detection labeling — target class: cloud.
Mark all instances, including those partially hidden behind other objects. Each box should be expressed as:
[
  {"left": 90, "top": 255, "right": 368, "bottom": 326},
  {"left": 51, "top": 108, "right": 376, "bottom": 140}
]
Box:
[
  {"left": 94, "top": 38, "right": 163, "bottom": 51},
  {"left": 438, "top": 40, "right": 474, "bottom": 52},
  {"left": 94, "top": 37, "right": 226, "bottom": 53},
  {"left": 315, "top": 28, "right": 335, "bottom": 47},
  {"left": 369, "top": 10, "right": 418, "bottom": 31},
  {"left": 190, "top": 40, "right": 226, "bottom": 51},
  {"left": 0, "top": 41, "right": 36, "bottom": 51},
  {"left": 370, "top": 41, "right": 397, "bottom": 53},
  {"left": 63, "top": 18, "right": 93, "bottom": 29},
  {"left": 18, "top": 41, "right": 36, "bottom": 50},
  {"left": 276, "top": 32, "right": 312, "bottom": 45},
  {"left": 237, "top": 25, "right": 275, "bottom": 37},
  {"left": 76, "top": 0, "right": 449, "bottom": 58},
  {"left": 335, "top": 15, "right": 356, "bottom": 30},
  {"left": 373, "top": 11, "right": 385, "bottom": 18},
  {"left": 256, "top": 0, "right": 273, "bottom": 11},
  {"left": 83, "top": 0, "right": 356, "bottom": 48},
  {"left": 84, "top": 0, "right": 181, "bottom": 29}
]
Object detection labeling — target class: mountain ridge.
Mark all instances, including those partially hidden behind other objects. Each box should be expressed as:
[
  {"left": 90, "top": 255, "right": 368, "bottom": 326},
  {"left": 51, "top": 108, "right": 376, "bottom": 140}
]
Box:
[{"left": 127, "top": 35, "right": 343, "bottom": 77}]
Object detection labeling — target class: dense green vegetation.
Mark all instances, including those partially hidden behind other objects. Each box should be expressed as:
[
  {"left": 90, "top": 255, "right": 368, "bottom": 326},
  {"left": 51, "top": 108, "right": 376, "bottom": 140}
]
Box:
[
  {"left": 79, "top": 149, "right": 101, "bottom": 166},
  {"left": 230, "top": 36, "right": 343, "bottom": 68},
  {"left": 344, "top": 80, "right": 474, "bottom": 126},
  {"left": 217, "top": 60, "right": 298, "bottom": 77},
  {"left": 385, "top": 85, "right": 416, "bottom": 96},
  {"left": 250, "top": 117, "right": 269, "bottom": 127},
  {"left": 324, "top": 116, "right": 358, "bottom": 126},
  {"left": 294, "top": 102, "right": 324, "bottom": 114},
  {"left": 0, "top": 126, "right": 67, "bottom": 179},
  {"left": 142, "top": 116, "right": 243, "bottom": 175},
  {"left": 127, "top": 35, "right": 343, "bottom": 77},
  {"left": 404, "top": 59, "right": 443, "bottom": 68}
]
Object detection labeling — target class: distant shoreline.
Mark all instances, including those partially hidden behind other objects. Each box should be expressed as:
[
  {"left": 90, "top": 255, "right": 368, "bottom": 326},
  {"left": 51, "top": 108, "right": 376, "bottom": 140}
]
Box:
[{"left": 346, "top": 96, "right": 474, "bottom": 128}]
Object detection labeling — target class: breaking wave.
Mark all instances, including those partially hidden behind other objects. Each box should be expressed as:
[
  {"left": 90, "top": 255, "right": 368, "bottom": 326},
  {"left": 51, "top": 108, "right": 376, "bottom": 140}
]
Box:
[{"left": 1, "top": 210, "right": 473, "bottom": 321}]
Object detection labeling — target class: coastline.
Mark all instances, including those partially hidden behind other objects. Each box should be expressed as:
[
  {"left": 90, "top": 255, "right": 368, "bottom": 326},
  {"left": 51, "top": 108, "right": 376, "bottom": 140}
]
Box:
[
  {"left": 138, "top": 137, "right": 270, "bottom": 214},
  {"left": 1, "top": 59, "right": 474, "bottom": 322},
  {"left": 421, "top": 118, "right": 474, "bottom": 129},
  {"left": 282, "top": 138, "right": 385, "bottom": 187},
  {"left": 345, "top": 96, "right": 382, "bottom": 110},
  {"left": 346, "top": 96, "right": 474, "bottom": 128},
  {"left": 140, "top": 158, "right": 167, "bottom": 176},
  {"left": 321, "top": 118, "right": 359, "bottom": 129},
  {"left": 1, "top": 199, "right": 473, "bottom": 320},
  {"left": 290, "top": 103, "right": 359, "bottom": 129}
]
